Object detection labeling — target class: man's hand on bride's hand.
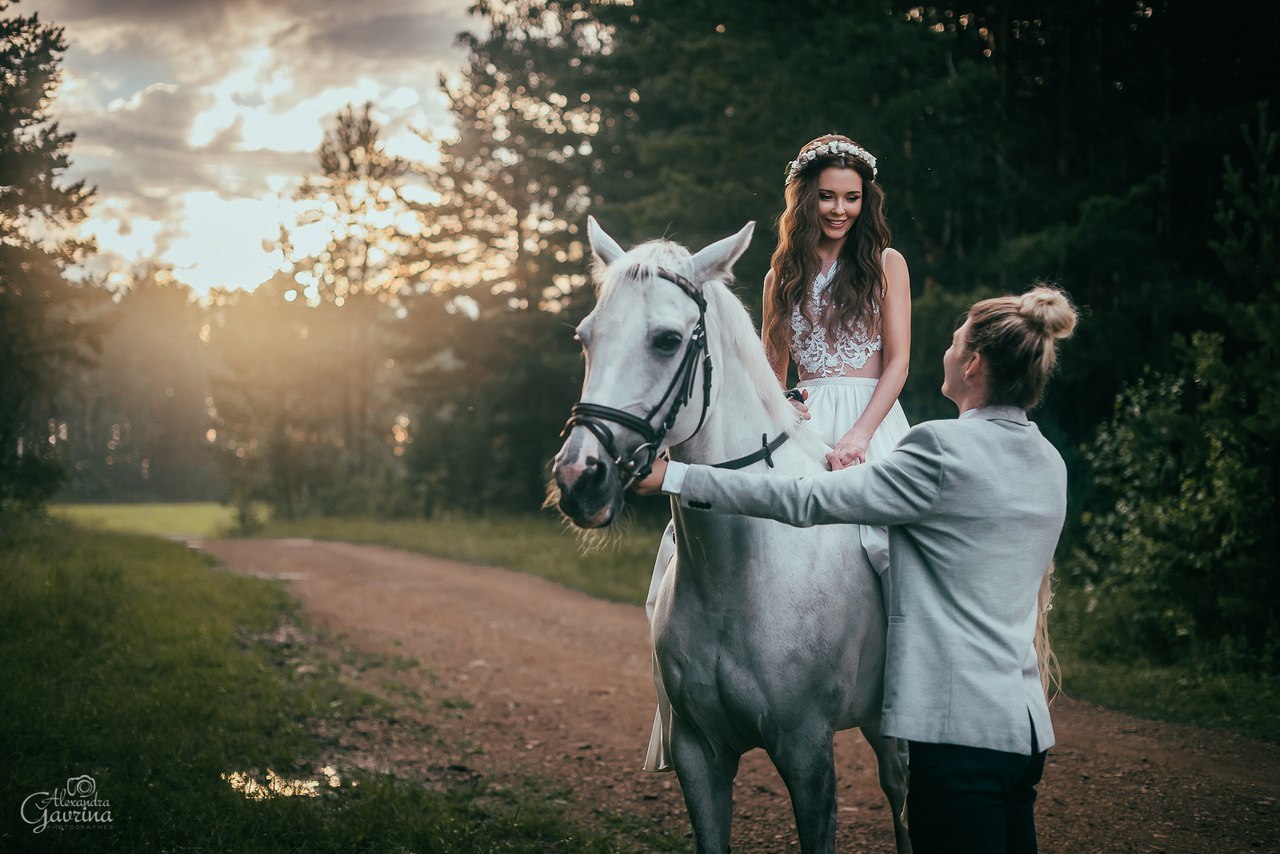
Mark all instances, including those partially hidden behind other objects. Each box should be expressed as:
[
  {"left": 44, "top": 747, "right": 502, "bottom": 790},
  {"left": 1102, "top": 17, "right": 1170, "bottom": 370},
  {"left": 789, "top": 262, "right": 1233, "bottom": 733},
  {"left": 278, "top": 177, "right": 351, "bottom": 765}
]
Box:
[
  {"left": 826, "top": 432, "right": 870, "bottom": 471},
  {"left": 633, "top": 457, "right": 668, "bottom": 495}
]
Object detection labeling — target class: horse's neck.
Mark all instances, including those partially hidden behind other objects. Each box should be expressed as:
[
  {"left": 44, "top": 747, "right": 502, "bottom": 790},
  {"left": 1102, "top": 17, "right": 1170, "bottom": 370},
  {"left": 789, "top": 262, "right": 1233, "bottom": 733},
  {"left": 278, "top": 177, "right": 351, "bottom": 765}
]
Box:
[
  {"left": 667, "top": 345, "right": 817, "bottom": 592},
  {"left": 660, "top": 281, "right": 833, "bottom": 595},
  {"left": 668, "top": 347, "right": 787, "bottom": 469},
  {"left": 670, "top": 360, "right": 823, "bottom": 473}
]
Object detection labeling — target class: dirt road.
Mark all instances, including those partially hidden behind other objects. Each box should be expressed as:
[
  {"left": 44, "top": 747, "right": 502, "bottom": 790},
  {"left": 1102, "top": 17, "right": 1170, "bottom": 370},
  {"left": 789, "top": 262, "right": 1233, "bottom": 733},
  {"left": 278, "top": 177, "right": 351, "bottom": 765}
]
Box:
[{"left": 199, "top": 538, "right": 1279, "bottom": 852}]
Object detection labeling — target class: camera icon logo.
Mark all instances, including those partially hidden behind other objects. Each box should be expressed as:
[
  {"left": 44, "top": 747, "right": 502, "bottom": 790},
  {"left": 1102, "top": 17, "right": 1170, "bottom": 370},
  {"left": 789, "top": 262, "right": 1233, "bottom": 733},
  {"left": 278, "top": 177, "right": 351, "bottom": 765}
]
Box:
[{"left": 66, "top": 775, "right": 97, "bottom": 798}]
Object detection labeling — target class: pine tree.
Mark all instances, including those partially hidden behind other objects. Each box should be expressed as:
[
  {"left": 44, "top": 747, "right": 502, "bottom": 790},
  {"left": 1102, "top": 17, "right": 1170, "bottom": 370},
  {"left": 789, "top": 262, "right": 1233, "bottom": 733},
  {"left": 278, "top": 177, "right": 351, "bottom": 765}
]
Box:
[
  {"left": 0, "top": 0, "right": 96, "bottom": 508},
  {"left": 401, "top": 0, "right": 599, "bottom": 512},
  {"left": 283, "top": 103, "right": 427, "bottom": 486},
  {"left": 429, "top": 0, "right": 596, "bottom": 311}
]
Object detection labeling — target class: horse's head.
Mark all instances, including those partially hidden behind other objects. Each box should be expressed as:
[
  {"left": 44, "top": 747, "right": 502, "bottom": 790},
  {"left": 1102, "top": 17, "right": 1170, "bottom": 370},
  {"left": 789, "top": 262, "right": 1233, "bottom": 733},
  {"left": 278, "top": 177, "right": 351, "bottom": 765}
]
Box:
[{"left": 552, "top": 216, "right": 754, "bottom": 528}]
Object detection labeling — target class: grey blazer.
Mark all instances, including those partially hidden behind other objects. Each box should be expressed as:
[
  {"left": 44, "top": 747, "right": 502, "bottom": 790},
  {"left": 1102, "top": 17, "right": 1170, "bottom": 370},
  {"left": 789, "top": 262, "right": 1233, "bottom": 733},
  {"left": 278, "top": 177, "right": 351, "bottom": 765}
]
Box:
[{"left": 675, "top": 406, "right": 1066, "bottom": 754}]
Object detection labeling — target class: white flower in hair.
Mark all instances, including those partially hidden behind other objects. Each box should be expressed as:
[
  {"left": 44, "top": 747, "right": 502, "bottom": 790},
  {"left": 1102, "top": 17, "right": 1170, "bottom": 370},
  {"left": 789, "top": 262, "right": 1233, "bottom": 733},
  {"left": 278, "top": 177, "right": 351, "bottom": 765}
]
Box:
[{"left": 784, "top": 138, "right": 879, "bottom": 184}]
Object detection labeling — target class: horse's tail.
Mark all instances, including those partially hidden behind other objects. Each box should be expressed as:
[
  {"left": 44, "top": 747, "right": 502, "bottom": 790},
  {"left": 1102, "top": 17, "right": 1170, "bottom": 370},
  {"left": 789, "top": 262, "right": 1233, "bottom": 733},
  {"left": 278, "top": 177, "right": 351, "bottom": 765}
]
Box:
[{"left": 1035, "top": 561, "right": 1062, "bottom": 702}]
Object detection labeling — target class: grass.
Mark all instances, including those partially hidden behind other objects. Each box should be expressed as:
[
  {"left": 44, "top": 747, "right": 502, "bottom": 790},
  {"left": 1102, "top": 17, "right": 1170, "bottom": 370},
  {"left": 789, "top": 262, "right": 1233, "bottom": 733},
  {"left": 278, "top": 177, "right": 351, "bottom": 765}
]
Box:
[
  {"left": 0, "top": 514, "right": 679, "bottom": 851},
  {"left": 49, "top": 501, "right": 245, "bottom": 538},
  {"left": 1058, "top": 656, "right": 1280, "bottom": 741},
  {"left": 50, "top": 502, "right": 664, "bottom": 605}
]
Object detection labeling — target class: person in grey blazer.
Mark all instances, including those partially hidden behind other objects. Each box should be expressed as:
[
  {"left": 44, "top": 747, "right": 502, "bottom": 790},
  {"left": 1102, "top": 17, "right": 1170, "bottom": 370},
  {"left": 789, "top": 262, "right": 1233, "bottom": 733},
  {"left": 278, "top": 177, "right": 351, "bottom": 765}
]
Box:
[{"left": 637, "top": 284, "right": 1078, "bottom": 853}]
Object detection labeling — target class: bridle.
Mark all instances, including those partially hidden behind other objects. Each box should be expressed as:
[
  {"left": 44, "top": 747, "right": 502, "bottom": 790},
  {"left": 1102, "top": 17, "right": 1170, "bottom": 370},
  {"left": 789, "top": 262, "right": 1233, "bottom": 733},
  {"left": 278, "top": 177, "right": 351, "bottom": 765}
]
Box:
[
  {"left": 560, "top": 264, "right": 789, "bottom": 490},
  {"left": 562, "top": 265, "right": 713, "bottom": 489}
]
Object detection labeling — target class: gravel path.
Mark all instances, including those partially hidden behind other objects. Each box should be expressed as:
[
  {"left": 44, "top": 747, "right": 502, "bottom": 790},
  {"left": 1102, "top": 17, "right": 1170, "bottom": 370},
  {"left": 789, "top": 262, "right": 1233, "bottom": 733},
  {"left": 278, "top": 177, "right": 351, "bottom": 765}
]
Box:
[{"left": 199, "top": 538, "right": 1280, "bottom": 852}]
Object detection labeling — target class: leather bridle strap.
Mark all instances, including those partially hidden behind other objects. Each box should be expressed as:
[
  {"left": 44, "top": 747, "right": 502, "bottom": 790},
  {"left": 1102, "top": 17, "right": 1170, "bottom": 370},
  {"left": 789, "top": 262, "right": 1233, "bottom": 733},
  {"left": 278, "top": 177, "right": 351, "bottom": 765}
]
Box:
[
  {"left": 561, "top": 265, "right": 713, "bottom": 488},
  {"left": 711, "top": 431, "right": 790, "bottom": 471}
]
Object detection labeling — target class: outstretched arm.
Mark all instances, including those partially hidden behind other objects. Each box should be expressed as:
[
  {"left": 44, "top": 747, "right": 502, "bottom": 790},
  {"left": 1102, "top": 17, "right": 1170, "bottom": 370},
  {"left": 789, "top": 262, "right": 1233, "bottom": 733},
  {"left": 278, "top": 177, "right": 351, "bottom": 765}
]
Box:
[{"left": 638, "top": 423, "right": 944, "bottom": 528}]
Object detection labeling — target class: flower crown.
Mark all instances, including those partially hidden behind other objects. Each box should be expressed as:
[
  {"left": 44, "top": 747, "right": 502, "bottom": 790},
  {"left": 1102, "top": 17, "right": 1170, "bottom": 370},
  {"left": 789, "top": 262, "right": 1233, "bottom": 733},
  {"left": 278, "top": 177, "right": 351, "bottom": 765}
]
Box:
[{"left": 784, "top": 139, "right": 878, "bottom": 184}]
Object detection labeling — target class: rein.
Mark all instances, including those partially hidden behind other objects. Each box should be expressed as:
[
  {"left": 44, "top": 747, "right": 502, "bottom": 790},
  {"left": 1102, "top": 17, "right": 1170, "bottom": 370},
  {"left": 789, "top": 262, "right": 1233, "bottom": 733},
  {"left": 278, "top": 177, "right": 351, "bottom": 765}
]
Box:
[
  {"left": 711, "top": 431, "right": 790, "bottom": 471},
  {"left": 561, "top": 264, "right": 788, "bottom": 488}
]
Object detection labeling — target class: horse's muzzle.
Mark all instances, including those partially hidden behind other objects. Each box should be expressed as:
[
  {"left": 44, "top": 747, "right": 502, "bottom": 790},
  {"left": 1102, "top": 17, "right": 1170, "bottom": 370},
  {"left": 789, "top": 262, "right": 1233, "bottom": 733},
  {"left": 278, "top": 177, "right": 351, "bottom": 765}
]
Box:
[{"left": 552, "top": 431, "right": 624, "bottom": 528}]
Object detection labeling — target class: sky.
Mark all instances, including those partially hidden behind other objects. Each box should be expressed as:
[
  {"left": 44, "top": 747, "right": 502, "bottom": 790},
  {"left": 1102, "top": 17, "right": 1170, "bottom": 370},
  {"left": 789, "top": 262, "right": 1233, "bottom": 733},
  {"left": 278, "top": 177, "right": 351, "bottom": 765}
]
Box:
[{"left": 27, "top": 0, "right": 475, "bottom": 295}]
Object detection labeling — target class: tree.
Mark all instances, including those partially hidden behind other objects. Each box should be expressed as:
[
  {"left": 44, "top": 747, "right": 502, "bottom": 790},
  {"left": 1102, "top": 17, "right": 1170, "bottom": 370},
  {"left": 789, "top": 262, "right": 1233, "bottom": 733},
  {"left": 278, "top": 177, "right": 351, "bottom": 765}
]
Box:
[
  {"left": 272, "top": 103, "right": 428, "bottom": 496},
  {"left": 428, "top": 0, "right": 597, "bottom": 312},
  {"left": 205, "top": 277, "right": 345, "bottom": 521},
  {"left": 292, "top": 102, "right": 431, "bottom": 307},
  {"left": 0, "top": 0, "right": 95, "bottom": 509},
  {"left": 258, "top": 0, "right": 1279, "bottom": 543},
  {"left": 1070, "top": 109, "right": 1280, "bottom": 670},
  {"left": 558, "top": 0, "right": 1279, "bottom": 442},
  {"left": 400, "top": 0, "right": 601, "bottom": 513},
  {"left": 55, "top": 268, "right": 221, "bottom": 501},
  {"left": 402, "top": 293, "right": 584, "bottom": 514},
  {"left": 204, "top": 104, "right": 444, "bottom": 520}
]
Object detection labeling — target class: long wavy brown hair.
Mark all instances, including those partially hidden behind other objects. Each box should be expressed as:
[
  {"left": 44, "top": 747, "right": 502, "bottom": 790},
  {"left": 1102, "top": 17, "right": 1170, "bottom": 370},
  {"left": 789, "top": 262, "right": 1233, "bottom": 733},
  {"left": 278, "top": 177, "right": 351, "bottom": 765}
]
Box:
[{"left": 762, "top": 134, "right": 892, "bottom": 371}]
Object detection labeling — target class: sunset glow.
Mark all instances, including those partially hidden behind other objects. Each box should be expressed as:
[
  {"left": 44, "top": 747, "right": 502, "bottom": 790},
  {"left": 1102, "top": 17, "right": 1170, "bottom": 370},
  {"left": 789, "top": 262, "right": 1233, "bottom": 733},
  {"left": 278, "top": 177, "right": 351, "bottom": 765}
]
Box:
[{"left": 30, "top": 0, "right": 472, "bottom": 296}]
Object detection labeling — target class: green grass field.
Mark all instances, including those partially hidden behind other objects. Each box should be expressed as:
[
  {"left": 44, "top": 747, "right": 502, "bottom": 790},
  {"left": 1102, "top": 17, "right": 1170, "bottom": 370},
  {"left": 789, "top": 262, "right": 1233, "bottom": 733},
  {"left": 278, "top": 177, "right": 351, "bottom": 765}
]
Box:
[
  {"left": 1058, "top": 655, "right": 1280, "bottom": 738},
  {"left": 49, "top": 501, "right": 244, "bottom": 538},
  {"left": 0, "top": 515, "right": 680, "bottom": 851}
]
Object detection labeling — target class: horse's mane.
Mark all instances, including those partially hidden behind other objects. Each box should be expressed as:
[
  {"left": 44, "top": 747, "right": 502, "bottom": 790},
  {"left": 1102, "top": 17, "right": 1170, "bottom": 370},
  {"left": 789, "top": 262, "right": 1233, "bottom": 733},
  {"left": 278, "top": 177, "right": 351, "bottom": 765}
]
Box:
[{"left": 599, "top": 240, "right": 827, "bottom": 462}]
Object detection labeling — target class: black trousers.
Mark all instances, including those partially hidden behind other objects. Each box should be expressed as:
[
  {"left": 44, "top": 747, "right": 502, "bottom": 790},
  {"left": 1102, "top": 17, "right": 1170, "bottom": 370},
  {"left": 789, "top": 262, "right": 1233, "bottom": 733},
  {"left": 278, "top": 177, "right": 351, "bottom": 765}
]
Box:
[{"left": 906, "top": 734, "right": 1047, "bottom": 854}]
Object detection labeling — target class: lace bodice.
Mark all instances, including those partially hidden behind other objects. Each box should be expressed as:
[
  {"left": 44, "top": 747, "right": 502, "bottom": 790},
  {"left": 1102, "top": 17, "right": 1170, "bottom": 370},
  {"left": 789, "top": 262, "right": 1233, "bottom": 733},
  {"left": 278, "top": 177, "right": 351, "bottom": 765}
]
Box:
[{"left": 789, "top": 263, "right": 882, "bottom": 378}]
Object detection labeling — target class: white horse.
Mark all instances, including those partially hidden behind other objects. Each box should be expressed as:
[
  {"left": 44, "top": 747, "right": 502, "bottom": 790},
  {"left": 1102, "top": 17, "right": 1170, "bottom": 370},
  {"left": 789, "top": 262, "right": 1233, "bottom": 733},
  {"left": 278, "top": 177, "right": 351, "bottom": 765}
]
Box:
[{"left": 551, "top": 218, "right": 910, "bottom": 853}]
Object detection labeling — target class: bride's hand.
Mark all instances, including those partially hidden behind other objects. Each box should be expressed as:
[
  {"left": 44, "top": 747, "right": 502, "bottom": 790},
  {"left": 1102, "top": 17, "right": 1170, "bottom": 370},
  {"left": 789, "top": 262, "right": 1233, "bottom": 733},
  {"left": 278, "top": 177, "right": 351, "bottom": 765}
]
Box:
[
  {"left": 785, "top": 387, "right": 811, "bottom": 420},
  {"left": 826, "top": 428, "right": 871, "bottom": 471}
]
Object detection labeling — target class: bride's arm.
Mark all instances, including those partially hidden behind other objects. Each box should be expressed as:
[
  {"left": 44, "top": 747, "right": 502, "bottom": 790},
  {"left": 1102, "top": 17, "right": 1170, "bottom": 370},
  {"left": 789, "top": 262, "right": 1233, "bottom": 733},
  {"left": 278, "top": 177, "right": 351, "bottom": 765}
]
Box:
[{"left": 829, "top": 248, "right": 911, "bottom": 468}]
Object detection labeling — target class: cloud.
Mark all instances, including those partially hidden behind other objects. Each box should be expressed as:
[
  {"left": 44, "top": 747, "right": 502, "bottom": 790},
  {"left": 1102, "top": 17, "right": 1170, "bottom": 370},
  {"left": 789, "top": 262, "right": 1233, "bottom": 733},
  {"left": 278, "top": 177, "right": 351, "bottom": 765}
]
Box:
[
  {"left": 27, "top": 0, "right": 478, "bottom": 293},
  {"left": 305, "top": 9, "right": 463, "bottom": 61},
  {"left": 164, "top": 190, "right": 294, "bottom": 291}
]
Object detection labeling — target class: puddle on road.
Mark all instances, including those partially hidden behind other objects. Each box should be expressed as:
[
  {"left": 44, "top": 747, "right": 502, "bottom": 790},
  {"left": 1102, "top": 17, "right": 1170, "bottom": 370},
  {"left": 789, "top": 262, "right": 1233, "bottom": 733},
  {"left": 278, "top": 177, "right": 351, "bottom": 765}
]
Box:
[{"left": 221, "top": 766, "right": 346, "bottom": 800}]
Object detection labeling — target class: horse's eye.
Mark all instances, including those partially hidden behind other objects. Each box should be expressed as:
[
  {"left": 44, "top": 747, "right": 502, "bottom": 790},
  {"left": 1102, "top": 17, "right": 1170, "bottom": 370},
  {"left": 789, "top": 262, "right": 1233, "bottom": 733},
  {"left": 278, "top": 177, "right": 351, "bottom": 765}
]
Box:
[{"left": 652, "top": 331, "right": 683, "bottom": 353}]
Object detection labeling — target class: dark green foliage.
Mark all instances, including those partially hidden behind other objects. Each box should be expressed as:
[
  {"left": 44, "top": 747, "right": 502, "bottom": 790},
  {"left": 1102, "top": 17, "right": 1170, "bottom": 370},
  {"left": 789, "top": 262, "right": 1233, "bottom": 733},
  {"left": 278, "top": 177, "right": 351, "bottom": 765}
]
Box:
[
  {"left": 1069, "top": 111, "right": 1280, "bottom": 671},
  {"left": 1071, "top": 333, "right": 1274, "bottom": 667},
  {"left": 403, "top": 295, "right": 585, "bottom": 514},
  {"left": 0, "top": 1, "right": 96, "bottom": 508},
  {"left": 54, "top": 269, "right": 223, "bottom": 501},
  {"left": 395, "top": 1, "right": 603, "bottom": 513}
]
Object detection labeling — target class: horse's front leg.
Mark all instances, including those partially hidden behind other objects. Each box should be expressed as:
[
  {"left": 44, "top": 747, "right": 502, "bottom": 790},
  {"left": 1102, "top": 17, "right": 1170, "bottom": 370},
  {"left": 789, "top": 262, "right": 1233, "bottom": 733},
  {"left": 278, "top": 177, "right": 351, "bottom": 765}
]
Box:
[
  {"left": 671, "top": 718, "right": 740, "bottom": 854},
  {"left": 861, "top": 721, "right": 912, "bottom": 853},
  {"left": 770, "top": 723, "right": 838, "bottom": 853}
]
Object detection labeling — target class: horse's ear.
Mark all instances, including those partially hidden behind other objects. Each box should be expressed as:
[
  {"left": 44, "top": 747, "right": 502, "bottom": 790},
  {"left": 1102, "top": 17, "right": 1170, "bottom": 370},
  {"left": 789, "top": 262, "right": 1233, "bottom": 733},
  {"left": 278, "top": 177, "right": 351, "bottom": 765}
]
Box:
[
  {"left": 691, "top": 222, "right": 755, "bottom": 284},
  {"left": 587, "top": 215, "right": 626, "bottom": 266}
]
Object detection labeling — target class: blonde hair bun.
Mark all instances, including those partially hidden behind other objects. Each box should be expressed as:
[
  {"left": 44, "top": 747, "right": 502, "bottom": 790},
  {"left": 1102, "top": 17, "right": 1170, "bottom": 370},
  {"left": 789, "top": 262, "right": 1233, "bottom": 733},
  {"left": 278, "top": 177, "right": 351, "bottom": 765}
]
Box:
[{"left": 1019, "top": 284, "right": 1077, "bottom": 341}]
